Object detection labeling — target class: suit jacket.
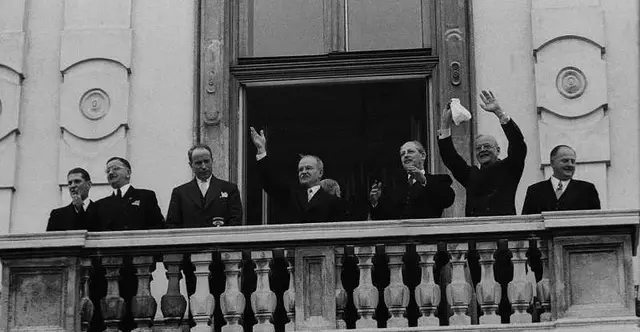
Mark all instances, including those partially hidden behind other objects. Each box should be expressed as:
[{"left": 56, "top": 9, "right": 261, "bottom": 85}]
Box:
[
  {"left": 370, "top": 173, "right": 455, "bottom": 220},
  {"left": 166, "top": 177, "right": 243, "bottom": 228},
  {"left": 522, "top": 178, "right": 601, "bottom": 214},
  {"left": 95, "top": 186, "right": 164, "bottom": 231},
  {"left": 257, "top": 156, "right": 346, "bottom": 224},
  {"left": 438, "top": 119, "right": 527, "bottom": 216},
  {"left": 46, "top": 201, "right": 99, "bottom": 231}
]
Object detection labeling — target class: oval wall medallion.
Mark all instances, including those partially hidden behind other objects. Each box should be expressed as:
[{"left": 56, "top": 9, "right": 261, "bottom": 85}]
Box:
[
  {"left": 79, "top": 89, "right": 110, "bottom": 120},
  {"left": 556, "top": 67, "right": 587, "bottom": 99}
]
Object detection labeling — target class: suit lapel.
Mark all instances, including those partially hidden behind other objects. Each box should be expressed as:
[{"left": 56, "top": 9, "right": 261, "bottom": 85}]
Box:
[
  {"left": 297, "top": 188, "right": 309, "bottom": 211},
  {"left": 545, "top": 179, "right": 559, "bottom": 203},
  {"left": 187, "top": 179, "right": 204, "bottom": 209},
  {"left": 204, "top": 177, "right": 222, "bottom": 209}
]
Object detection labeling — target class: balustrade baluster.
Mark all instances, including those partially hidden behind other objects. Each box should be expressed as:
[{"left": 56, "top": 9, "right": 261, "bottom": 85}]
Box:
[
  {"left": 475, "top": 242, "right": 501, "bottom": 324},
  {"left": 537, "top": 240, "right": 551, "bottom": 322},
  {"left": 353, "top": 245, "right": 378, "bottom": 328},
  {"left": 190, "top": 252, "right": 215, "bottom": 332},
  {"left": 221, "top": 251, "right": 245, "bottom": 332},
  {"left": 80, "top": 258, "right": 94, "bottom": 332},
  {"left": 101, "top": 256, "right": 126, "bottom": 332},
  {"left": 335, "top": 247, "right": 348, "bottom": 329},
  {"left": 251, "top": 250, "right": 277, "bottom": 332},
  {"left": 161, "top": 254, "right": 187, "bottom": 331},
  {"left": 508, "top": 240, "right": 533, "bottom": 323},
  {"left": 446, "top": 243, "right": 472, "bottom": 326},
  {"left": 282, "top": 250, "right": 296, "bottom": 331},
  {"left": 384, "top": 245, "right": 409, "bottom": 327},
  {"left": 150, "top": 261, "right": 168, "bottom": 329},
  {"left": 131, "top": 256, "right": 157, "bottom": 332},
  {"left": 415, "top": 244, "right": 440, "bottom": 326}
]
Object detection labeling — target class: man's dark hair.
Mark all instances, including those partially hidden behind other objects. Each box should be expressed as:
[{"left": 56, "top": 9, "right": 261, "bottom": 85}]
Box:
[
  {"left": 550, "top": 145, "right": 575, "bottom": 160},
  {"left": 188, "top": 144, "right": 213, "bottom": 163},
  {"left": 67, "top": 167, "right": 91, "bottom": 181},
  {"left": 106, "top": 157, "right": 131, "bottom": 171}
]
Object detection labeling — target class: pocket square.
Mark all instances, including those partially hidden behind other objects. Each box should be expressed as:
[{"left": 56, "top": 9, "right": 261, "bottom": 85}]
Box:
[
  {"left": 131, "top": 200, "right": 141, "bottom": 206},
  {"left": 220, "top": 192, "right": 228, "bottom": 198}
]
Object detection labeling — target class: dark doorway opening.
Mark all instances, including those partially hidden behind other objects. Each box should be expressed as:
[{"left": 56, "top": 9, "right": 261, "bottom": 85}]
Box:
[{"left": 245, "top": 80, "right": 429, "bottom": 225}]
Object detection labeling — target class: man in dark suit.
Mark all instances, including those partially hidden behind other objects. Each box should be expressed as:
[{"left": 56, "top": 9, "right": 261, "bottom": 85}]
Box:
[
  {"left": 522, "top": 145, "right": 600, "bottom": 214},
  {"left": 95, "top": 157, "right": 164, "bottom": 231},
  {"left": 166, "top": 144, "right": 242, "bottom": 228},
  {"left": 249, "top": 127, "right": 346, "bottom": 224},
  {"left": 369, "top": 141, "right": 455, "bottom": 220},
  {"left": 438, "top": 90, "right": 527, "bottom": 217},
  {"left": 47, "top": 167, "right": 99, "bottom": 231}
]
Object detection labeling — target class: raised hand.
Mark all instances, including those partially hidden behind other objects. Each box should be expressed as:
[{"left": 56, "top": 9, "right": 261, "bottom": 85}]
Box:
[
  {"left": 369, "top": 181, "right": 383, "bottom": 206},
  {"left": 439, "top": 103, "right": 453, "bottom": 130},
  {"left": 249, "top": 126, "right": 267, "bottom": 154},
  {"left": 406, "top": 166, "right": 426, "bottom": 185},
  {"left": 479, "top": 90, "right": 501, "bottom": 113}
]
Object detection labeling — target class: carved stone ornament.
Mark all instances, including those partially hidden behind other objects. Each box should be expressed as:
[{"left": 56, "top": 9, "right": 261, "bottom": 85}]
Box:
[
  {"left": 79, "top": 88, "right": 110, "bottom": 120},
  {"left": 556, "top": 67, "right": 587, "bottom": 99}
]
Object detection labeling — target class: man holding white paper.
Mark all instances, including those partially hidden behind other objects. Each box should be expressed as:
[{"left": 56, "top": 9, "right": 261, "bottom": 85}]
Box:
[{"left": 437, "top": 90, "right": 527, "bottom": 217}]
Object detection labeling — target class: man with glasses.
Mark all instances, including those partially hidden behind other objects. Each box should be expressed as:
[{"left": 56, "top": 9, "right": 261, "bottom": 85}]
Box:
[
  {"left": 437, "top": 90, "right": 527, "bottom": 216},
  {"left": 96, "top": 156, "right": 164, "bottom": 231}
]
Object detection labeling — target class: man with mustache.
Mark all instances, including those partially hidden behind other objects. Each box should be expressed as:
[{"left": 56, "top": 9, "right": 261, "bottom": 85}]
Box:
[
  {"left": 522, "top": 145, "right": 600, "bottom": 214},
  {"left": 47, "top": 167, "right": 99, "bottom": 231},
  {"left": 369, "top": 141, "right": 455, "bottom": 220},
  {"left": 96, "top": 156, "right": 164, "bottom": 230},
  {"left": 250, "top": 127, "right": 346, "bottom": 223},
  {"left": 438, "top": 90, "right": 527, "bottom": 216},
  {"left": 166, "top": 144, "right": 243, "bottom": 228}
]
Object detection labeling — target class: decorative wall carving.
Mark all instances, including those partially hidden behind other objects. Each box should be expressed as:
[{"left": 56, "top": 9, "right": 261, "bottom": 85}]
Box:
[
  {"left": 532, "top": 3, "right": 609, "bottom": 207},
  {"left": 58, "top": 0, "right": 132, "bottom": 188}
]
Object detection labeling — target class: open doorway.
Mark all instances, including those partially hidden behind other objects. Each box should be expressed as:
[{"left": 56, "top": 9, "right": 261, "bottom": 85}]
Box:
[{"left": 245, "top": 80, "right": 429, "bottom": 224}]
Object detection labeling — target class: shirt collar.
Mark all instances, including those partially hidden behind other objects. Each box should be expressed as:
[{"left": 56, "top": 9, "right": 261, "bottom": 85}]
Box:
[
  {"left": 197, "top": 175, "right": 212, "bottom": 185},
  {"left": 114, "top": 183, "right": 131, "bottom": 196},
  {"left": 407, "top": 169, "right": 426, "bottom": 178},
  {"left": 308, "top": 184, "right": 321, "bottom": 196},
  {"left": 550, "top": 176, "right": 570, "bottom": 188}
]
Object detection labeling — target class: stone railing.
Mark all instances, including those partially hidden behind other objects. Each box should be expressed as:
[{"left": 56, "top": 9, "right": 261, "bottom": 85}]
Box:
[{"left": 0, "top": 210, "right": 638, "bottom": 332}]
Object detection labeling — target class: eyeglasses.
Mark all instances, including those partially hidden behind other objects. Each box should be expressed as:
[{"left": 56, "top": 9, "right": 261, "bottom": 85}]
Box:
[{"left": 105, "top": 166, "right": 125, "bottom": 174}]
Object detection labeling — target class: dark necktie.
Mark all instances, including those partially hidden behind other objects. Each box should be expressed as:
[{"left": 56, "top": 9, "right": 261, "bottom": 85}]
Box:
[{"left": 117, "top": 188, "right": 122, "bottom": 199}]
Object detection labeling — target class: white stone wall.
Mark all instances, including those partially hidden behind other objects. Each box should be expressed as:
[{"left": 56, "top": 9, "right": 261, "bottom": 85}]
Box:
[
  {"left": 0, "top": 0, "right": 196, "bottom": 233},
  {"left": 472, "top": 0, "right": 639, "bottom": 212}
]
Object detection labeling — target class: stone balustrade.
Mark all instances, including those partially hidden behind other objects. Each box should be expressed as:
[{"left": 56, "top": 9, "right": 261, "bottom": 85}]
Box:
[{"left": 0, "top": 210, "right": 638, "bottom": 332}]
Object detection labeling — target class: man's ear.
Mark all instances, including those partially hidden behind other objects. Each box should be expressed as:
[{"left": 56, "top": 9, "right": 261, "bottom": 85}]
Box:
[{"left": 496, "top": 146, "right": 501, "bottom": 155}]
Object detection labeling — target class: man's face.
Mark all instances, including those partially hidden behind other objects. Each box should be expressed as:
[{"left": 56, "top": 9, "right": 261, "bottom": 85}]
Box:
[
  {"left": 68, "top": 173, "right": 91, "bottom": 201},
  {"left": 475, "top": 135, "right": 500, "bottom": 167},
  {"left": 551, "top": 147, "right": 576, "bottom": 181},
  {"left": 106, "top": 159, "right": 131, "bottom": 189},
  {"left": 298, "top": 156, "right": 322, "bottom": 188},
  {"left": 400, "top": 142, "right": 426, "bottom": 171},
  {"left": 190, "top": 148, "right": 213, "bottom": 181}
]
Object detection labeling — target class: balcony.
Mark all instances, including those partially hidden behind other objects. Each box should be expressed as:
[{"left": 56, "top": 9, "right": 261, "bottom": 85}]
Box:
[{"left": 0, "top": 210, "right": 638, "bottom": 332}]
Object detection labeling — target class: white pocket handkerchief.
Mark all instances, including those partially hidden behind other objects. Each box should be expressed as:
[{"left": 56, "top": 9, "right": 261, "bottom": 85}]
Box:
[
  {"left": 219, "top": 192, "right": 228, "bottom": 198},
  {"left": 131, "top": 200, "right": 141, "bottom": 206}
]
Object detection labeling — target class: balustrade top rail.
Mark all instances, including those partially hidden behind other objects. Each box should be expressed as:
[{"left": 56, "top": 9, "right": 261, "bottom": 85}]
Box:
[{"left": 0, "top": 209, "right": 636, "bottom": 255}]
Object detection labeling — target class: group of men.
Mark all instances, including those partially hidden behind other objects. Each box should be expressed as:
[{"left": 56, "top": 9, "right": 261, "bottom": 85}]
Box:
[
  {"left": 46, "top": 145, "right": 243, "bottom": 232},
  {"left": 47, "top": 89, "right": 600, "bottom": 233}
]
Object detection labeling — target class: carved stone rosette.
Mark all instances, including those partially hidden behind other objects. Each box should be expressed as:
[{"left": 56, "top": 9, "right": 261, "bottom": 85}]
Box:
[
  {"left": 220, "top": 251, "right": 245, "bottom": 332},
  {"left": 537, "top": 240, "right": 551, "bottom": 322},
  {"left": 334, "top": 247, "right": 348, "bottom": 329},
  {"left": 415, "top": 244, "right": 440, "bottom": 327},
  {"left": 80, "top": 258, "right": 94, "bottom": 332},
  {"left": 507, "top": 241, "right": 533, "bottom": 323},
  {"left": 353, "top": 246, "right": 378, "bottom": 329},
  {"left": 282, "top": 250, "right": 295, "bottom": 331},
  {"left": 250, "top": 250, "right": 277, "bottom": 332},
  {"left": 100, "top": 256, "right": 126, "bottom": 332},
  {"left": 384, "top": 245, "right": 409, "bottom": 327},
  {"left": 446, "top": 243, "right": 472, "bottom": 326},
  {"left": 131, "top": 256, "right": 157, "bottom": 332},
  {"left": 161, "top": 254, "right": 187, "bottom": 330},
  {"left": 475, "top": 242, "right": 501, "bottom": 324},
  {"left": 190, "top": 252, "right": 215, "bottom": 332}
]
